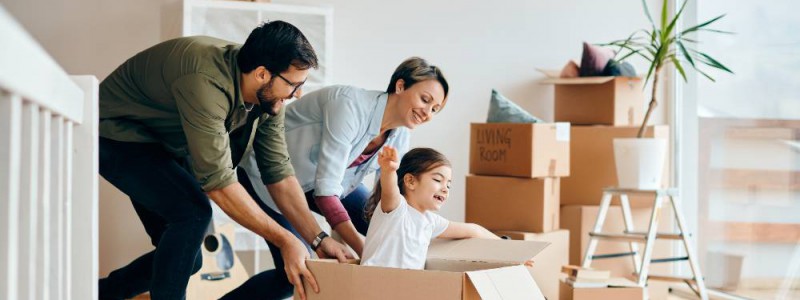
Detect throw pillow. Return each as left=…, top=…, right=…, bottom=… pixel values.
left=579, top=42, right=615, bottom=77
left=487, top=89, right=543, bottom=123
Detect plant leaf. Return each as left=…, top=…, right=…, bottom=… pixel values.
left=697, top=52, right=734, bottom=73
left=644, top=55, right=658, bottom=84
left=682, top=14, right=725, bottom=35
left=642, top=0, right=656, bottom=29
left=664, top=0, right=688, bottom=41
left=676, top=40, right=696, bottom=68
left=620, top=47, right=653, bottom=62
left=660, top=0, right=669, bottom=39
left=695, top=67, right=716, bottom=82
left=670, top=55, right=688, bottom=82
left=700, top=28, right=735, bottom=34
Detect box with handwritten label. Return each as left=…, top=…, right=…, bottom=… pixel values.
left=469, top=123, right=570, bottom=178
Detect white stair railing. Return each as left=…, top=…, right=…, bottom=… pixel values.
left=0, top=5, right=99, bottom=300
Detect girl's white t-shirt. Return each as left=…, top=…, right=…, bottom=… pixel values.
left=360, top=197, right=450, bottom=270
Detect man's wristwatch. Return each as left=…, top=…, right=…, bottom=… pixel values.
left=311, top=231, right=329, bottom=251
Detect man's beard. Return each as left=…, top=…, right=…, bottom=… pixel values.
left=256, top=80, right=282, bottom=116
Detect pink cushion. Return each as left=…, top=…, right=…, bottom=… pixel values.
left=579, top=42, right=615, bottom=77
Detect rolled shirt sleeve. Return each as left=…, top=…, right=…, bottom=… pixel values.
left=171, top=74, right=237, bottom=192
left=253, top=105, right=295, bottom=185
left=314, top=195, right=351, bottom=227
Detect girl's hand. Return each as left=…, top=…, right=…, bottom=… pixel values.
left=377, top=146, right=400, bottom=172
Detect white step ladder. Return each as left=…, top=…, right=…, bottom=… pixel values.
left=581, top=187, right=709, bottom=300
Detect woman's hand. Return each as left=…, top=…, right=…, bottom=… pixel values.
left=315, top=235, right=355, bottom=262
left=377, top=146, right=400, bottom=172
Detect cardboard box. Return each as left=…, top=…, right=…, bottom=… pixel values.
left=301, top=239, right=548, bottom=300
left=560, top=205, right=673, bottom=279
left=705, top=251, right=744, bottom=291
left=559, top=279, right=644, bottom=300
left=561, top=125, right=669, bottom=207
left=466, top=176, right=560, bottom=232
left=469, top=123, right=570, bottom=178
left=542, top=76, right=644, bottom=126
left=496, top=230, right=569, bottom=300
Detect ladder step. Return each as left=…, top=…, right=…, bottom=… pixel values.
left=651, top=256, right=690, bottom=263
left=592, top=251, right=638, bottom=260
left=625, top=231, right=685, bottom=240
left=588, top=233, right=646, bottom=242
left=636, top=273, right=697, bottom=283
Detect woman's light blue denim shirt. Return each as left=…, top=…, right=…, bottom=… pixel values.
left=239, top=85, right=410, bottom=213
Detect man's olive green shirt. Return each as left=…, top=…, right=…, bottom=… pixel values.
left=99, top=36, right=294, bottom=192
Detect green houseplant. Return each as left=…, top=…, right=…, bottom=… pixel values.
left=605, top=0, right=732, bottom=189
left=606, top=0, right=733, bottom=138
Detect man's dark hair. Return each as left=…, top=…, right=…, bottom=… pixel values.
left=238, top=20, right=318, bottom=74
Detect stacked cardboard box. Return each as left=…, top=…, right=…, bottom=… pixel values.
left=465, top=122, right=571, bottom=300
left=558, top=265, right=644, bottom=300
left=542, top=76, right=672, bottom=300
left=560, top=206, right=674, bottom=278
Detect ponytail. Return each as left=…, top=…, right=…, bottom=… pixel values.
left=364, top=181, right=383, bottom=221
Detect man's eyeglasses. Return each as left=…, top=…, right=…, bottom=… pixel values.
left=274, top=73, right=306, bottom=98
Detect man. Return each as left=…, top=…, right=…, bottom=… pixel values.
left=98, top=21, right=350, bottom=300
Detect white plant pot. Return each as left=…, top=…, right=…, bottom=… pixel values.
left=613, top=138, right=668, bottom=189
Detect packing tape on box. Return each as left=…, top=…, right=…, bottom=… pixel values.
left=627, top=107, right=635, bottom=125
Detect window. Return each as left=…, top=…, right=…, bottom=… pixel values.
left=679, top=1, right=800, bottom=298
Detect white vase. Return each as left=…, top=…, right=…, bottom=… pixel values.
left=613, top=138, right=668, bottom=189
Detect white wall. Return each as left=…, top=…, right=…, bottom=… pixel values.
left=320, top=0, right=663, bottom=221
left=1, top=0, right=663, bottom=276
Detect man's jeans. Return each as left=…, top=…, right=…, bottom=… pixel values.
left=98, top=137, right=211, bottom=300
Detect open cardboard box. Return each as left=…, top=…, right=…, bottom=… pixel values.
left=301, top=239, right=550, bottom=300
left=539, top=70, right=644, bottom=126
left=495, top=230, right=569, bottom=300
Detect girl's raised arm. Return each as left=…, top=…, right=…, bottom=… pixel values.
left=377, top=146, right=402, bottom=214
left=438, top=221, right=501, bottom=240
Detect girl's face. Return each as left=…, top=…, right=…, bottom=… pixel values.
left=404, top=164, right=452, bottom=212
left=394, top=79, right=446, bottom=130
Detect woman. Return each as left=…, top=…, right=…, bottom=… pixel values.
left=223, top=57, right=449, bottom=299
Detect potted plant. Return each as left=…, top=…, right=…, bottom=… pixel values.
left=605, top=0, right=733, bottom=189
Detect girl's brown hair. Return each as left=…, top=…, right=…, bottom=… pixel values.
left=364, top=148, right=451, bottom=221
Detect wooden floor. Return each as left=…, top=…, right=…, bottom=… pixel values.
left=130, top=288, right=797, bottom=300
left=666, top=287, right=799, bottom=300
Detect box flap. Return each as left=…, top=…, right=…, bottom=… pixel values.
left=535, top=68, right=561, bottom=78
left=466, top=265, right=545, bottom=300
left=540, top=76, right=617, bottom=85
left=537, top=68, right=641, bottom=85
left=607, top=277, right=640, bottom=288
left=428, top=239, right=549, bottom=264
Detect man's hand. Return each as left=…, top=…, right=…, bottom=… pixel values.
left=315, top=237, right=353, bottom=262
left=280, top=236, right=319, bottom=300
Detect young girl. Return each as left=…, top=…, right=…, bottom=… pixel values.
left=360, top=146, right=500, bottom=270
